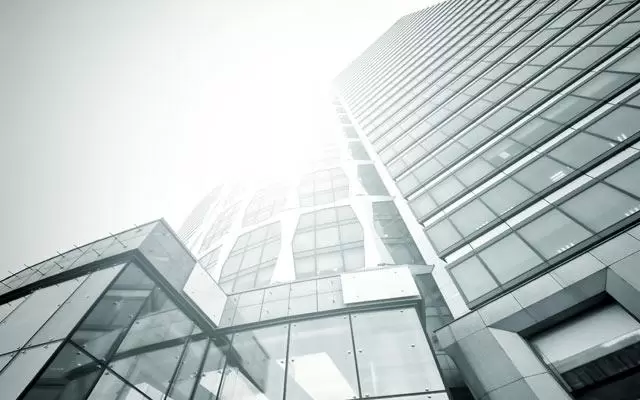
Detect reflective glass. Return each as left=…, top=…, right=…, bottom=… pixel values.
left=192, top=339, right=228, bottom=400
left=481, top=179, right=532, bottom=215
left=606, top=159, right=640, bottom=197
left=479, top=234, right=543, bottom=284
left=351, top=308, right=444, bottom=396
left=560, top=183, right=640, bottom=231
left=426, top=219, right=463, bottom=252
left=286, top=316, right=358, bottom=399
left=109, top=343, right=185, bottom=400
left=0, top=278, right=80, bottom=354
left=0, top=341, right=60, bottom=400
left=22, top=343, right=102, bottom=400
left=449, top=257, right=498, bottom=302
left=220, top=325, right=288, bottom=400
left=449, top=200, right=496, bottom=236
left=430, top=176, right=465, bottom=204
left=549, top=133, right=614, bottom=168
left=87, top=369, right=148, bottom=400
left=168, top=339, right=208, bottom=400
left=587, top=106, right=640, bottom=142
left=518, top=209, right=592, bottom=259
left=513, top=156, right=574, bottom=191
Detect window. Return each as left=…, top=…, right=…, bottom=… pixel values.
left=481, top=178, right=533, bottom=215
left=351, top=308, right=444, bottom=397
left=430, top=176, right=465, bottom=205
left=298, top=168, right=349, bottom=207
left=560, top=183, right=640, bottom=231
left=219, top=223, right=281, bottom=293
left=513, top=156, right=574, bottom=191
left=449, top=257, right=499, bottom=302
left=349, top=141, right=370, bottom=160
left=549, top=133, right=614, bottom=168
left=449, top=199, right=497, bottom=236
left=242, top=185, right=288, bottom=227
left=425, top=219, right=462, bottom=253
left=293, top=206, right=364, bottom=278
left=606, top=158, right=640, bottom=197
left=518, top=209, right=592, bottom=258
left=586, top=106, right=640, bottom=142
left=478, top=233, right=543, bottom=284
left=357, top=165, right=388, bottom=195
left=373, top=201, right=425, bottom=264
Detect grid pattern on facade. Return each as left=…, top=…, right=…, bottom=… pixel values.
left=242, top=184, right=288, bottom=227
left=218, top=222, right=281, bottom=293
left=199, top=201, right=242, bottom=253
left=373, top=201, right=426, bottom=265
left=297, top=167, right=350, bottom=207
left=292, top=206, right=365, bottom=279
left=198, top=246, right=221, bottom=273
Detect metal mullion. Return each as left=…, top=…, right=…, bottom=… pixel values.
left=164, top=329, right=198, bottom=400
left=282, top=323, right=292, bottom=400
left=347, top=314, right=364, bottom=399
left=187, top=338, right=211, bottom=400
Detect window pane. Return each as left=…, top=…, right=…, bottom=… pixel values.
left=518, top=209, right=592, bottom=258
left=481, top=179, right=532, bottom=215
left=87, top=368, right=148, bottom=400
left=430, top=176, right=465, bottom=204
left=192, top=339, right=228, bottom=400
left=109, top=343, right=185, bottom=400
left=425, top=219, right=463, bottom=252
left=606, top=159, right=640, bottom=197
left=479, top=234, right=543, bottom=284
left=587, top=106, right=640, bottom=142
left=449, top=200, right=496, bottom=236
left=23, top=344, right=102, bottom=400
left=450, top=257, right=498, bottom=302
left=286, top=316, right=358, bottom=399
left=169, top=339, right=208, bottom=400
left=549, top=133, right=614, bottom=168
left=560, top=183, right=640, bottom=231
left=220, top=325, right=287, bottom=400
left=513, top=156, right=574, bottom=191
left=351, top=308, right=444, bottom=397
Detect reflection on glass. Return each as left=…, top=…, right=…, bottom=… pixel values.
left=22, top=343, right=102, bottom=400
left=193, top=339, right=229, bottom=400
left=351, top=308, right=444, bottom=397
left=169, top=339, right=208, bottom=400
left=219, top=325, right=288, bottom=400
left=286, top=316, right=358, bottom=400
left=108, top=344, right=185, bottom=400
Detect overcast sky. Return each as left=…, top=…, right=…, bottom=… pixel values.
left=0, top=0, right=438, bottom=275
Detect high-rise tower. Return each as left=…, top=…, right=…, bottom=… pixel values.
left=334, top=0, right=640, bottom=398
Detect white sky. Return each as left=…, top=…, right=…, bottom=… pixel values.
left=0, top=0, right=439, bottom=275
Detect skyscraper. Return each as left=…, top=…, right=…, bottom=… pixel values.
left=1, top=0, right=639, bottom=399
left=334, top=0, right=640, bottom=398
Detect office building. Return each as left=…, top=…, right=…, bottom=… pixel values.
left=334, top=0, right=640, bottom=398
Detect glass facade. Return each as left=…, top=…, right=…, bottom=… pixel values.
left=335, top=0, right=640, bottom=398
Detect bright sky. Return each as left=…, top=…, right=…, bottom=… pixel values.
left=0, top=0, right=439, bottom=275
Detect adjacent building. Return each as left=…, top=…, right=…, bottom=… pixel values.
left=334, top=0, right=640, bottom=398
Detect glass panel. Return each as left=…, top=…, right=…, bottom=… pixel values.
left=430, top=176, right=465, bottom=204
left=351, top=308, right=444, bottom=397
left=587, top=106, right=640, bottom=142
left=192, top=339, right=228, bottom=400
left=481, top=179, right=532, bottom=215
left=71, top=265, right=153, bottom=360
left=449, top=257, right=498, bottom=302
left=606, top=159, right=640, bottom=197
left=449, top=200, right=496, bottom=236
left=513, top=156, right=574, bottom=191
left=219, top=325, right=288, bottom=400
left=286, top=316, right=358, bottom=399
left=518, top=210, right=592, bottom=259
left=109, top=343, right=185, bottom=400
left=87, top=369, right=149, bottom=400
left=168, top=339, right=208, bottom=400
left=560, top=183, right=640, bottom=231
left=22, top=343, right=102, bottom=400
left=549, top=133, right=614, bottom=168
left=479, top=234, right=543, bottom=284
left=425, top=219, right=462, bottom=252
left=0, top=278, right=80, bottom=354
left=0, top=341, right=61, bottom=400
